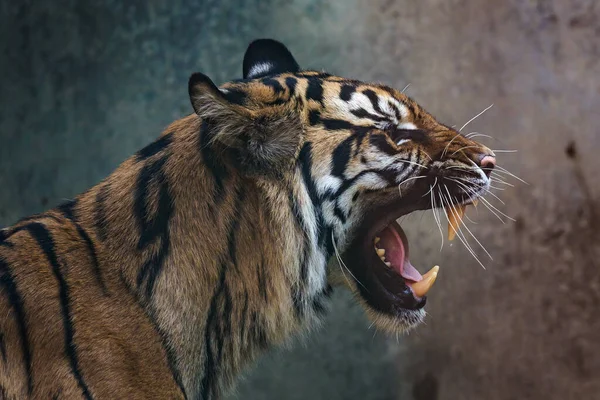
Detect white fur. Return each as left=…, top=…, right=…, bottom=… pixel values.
left=247, top=62, right=274, bottom=78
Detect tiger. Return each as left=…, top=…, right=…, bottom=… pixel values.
left=0, top=39, right=496, bottom=399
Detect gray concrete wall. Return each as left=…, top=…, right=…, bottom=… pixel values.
left=1, top=1, right=598, bottom=399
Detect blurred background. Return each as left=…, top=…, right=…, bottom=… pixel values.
left=1, top=1, right=598, bottom=399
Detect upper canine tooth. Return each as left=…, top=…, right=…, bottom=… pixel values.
left=447, top=205, right=467, bottom=241
left=376, top=248, right=386, bottom=257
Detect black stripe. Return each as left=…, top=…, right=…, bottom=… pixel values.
left=388, top=100, right=403, bottom=122
left=350, top=108, right=388, bottom=122
left=134, top=157, right=174, bottom=298
left=369, top=133, right=397, bottom=156
left=201, top=263, right=226, bottom=400
left=147, top=306, right=187, bottom=399
left=298, top=71, right=331, bottom=78
left=137, top=238, right=170, bottom=299
left=200, top=190, right=245, bottom=399
left=308, top=110, right=321, bottom=125
left=261, top=78, right=285, bottom=94
left=135, top=132, right=173, bottom=161
left=0, top=332, right=6, bottom=363
left=331, top=136, right=353, bottom=177
left=285, top=77, right=297, bottom=96
left=298, top=142, right=325, bottom=255
left=26, top=223, right=93, bottom=400
left=321, top=119, right=358, bottom=131
left=239, top=289, right=249, bottom=346
left=333, top=205, right=347, bottom=224
left=389, top=128, right=429, bottom=144
left=199, top=120, right=229, bottom=205
left=362, top=89, right=384, bottom=115
left=305, top=77, right=324, bottom=104
left=0, top=257, right=32, bottom=393
left=257, top=259, right=268, bottom=302
left=339, top=84, right=356, bottom=101
left=222, top=88, right=247, bottom=106
left=134, top=157, right=172, bottom=250
left=298, top=143, right=322, bottom=210
left=94, top=184, right=110, bottom=242
left=57, top=200, right=108, bottom=296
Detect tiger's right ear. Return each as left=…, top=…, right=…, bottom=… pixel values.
left=188, top=72, right=252, bottom=119
left=188, top=72, right=254, bottom=147
left=188, top=72, right=302, bottom=173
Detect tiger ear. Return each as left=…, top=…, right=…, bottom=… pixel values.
left=243, top=39, right=300, bottom=79
left=188, top=72, right=301, bottom=174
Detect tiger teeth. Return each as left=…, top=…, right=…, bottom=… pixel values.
left=374, top=236, right=381, bottom=245
left=407, top=265, right=439, bottom=297
left=446, top=204, right=467, bottom=241
left=376, top=248, right=386, bottom=257
left=384, top=261, right=391, bottom=267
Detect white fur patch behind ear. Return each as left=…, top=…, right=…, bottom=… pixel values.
left=247, top=62, right=274, bottom=79
left=398, top=122, right=417, bottom=130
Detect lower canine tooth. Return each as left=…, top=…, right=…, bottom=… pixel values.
left=407, top=265, right=439, bottom=297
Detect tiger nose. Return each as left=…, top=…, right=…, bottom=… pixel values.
left=479, top=154, right=496, bottom=177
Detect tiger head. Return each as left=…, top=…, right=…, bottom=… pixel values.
left=189, top=39, right=495, bottom=333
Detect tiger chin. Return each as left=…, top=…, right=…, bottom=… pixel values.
left=0, top=39, right=496, bottom=399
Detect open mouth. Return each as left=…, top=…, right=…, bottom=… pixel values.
left=342, top=190, right=474, bottom=318
left=373, top=222, right=439, bottom=300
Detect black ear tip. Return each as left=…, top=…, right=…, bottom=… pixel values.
left=188, top=72, right=211, bottom=87
left=188, top=72, right=218, bottom=95
left=243, top=38, right=299, bottom=79
left=246, top=38, right=289, bottom=53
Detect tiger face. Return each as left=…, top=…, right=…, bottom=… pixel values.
left=190, top=39, right=495, bottom=333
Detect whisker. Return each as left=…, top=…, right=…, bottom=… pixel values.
left=441, top=132, right=463, bottom=158
left=430, top=186, right=444, bottom=252
left=491, top=149, right=518, bottom=153
left=401, top=83, right=411, bottom=93
left=451, top=145, right=483, bottom=156
left=459, top=104, right=494, bottom=132
left=445, top=178, right=506, bottom=224
left=439, top=191, right=486, bottom=269
left=490, top=175, right=515, bottom=187
left=494, top=166, right=529, bottom=185
left=464, top=132, right=494, bottom=140
left=397, top=159, right=429, bottom=169
left=331, top=231, right=369, bottom=292
left=479, top=196, right=516, bottom=222
left=444, top=186, right=493, bottom=261
left=422, top=177, right=438, bottom=197
left=449, top=178, right=506, bottom=205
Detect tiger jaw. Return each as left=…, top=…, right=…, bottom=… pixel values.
left=338, top=178, right=481, bottom=331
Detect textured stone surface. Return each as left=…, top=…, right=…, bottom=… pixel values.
left=1, top=0, right=599, bottom=399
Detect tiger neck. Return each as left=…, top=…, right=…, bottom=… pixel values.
left=78, top=116, right=333, bottom=399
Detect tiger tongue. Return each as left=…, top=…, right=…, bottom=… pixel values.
left=377, top=225, right=423, bottom=282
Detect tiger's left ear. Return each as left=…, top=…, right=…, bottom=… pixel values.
left=188, top=72, right=301, bottom=173
left=243, top=39, right=300, bottom=79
